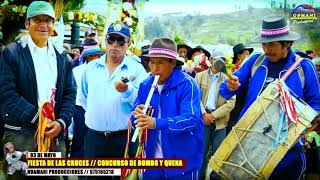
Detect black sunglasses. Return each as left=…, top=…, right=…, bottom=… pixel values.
left=107, top=36, right=126, bottom=46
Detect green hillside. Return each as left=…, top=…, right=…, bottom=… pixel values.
left=144, top=8, right=320, bottom=50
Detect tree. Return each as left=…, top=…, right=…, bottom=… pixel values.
left=292, top=3, right=296, bottom=9
left=248, top=4, right=254, bottom=13
left=271, top=0, right=276, bottom=8
left=226, top=37, right=236, bottom=46
left=144, top=17, right=163, bottom=40
left=0, top=0, right=84, bottom=44
left=174, top=35, right=184, bottom=45
left=63, top=0, right=85, bottom=11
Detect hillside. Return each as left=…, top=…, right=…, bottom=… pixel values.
left=144, top=8, right=319, bottom=49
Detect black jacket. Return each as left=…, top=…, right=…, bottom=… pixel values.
left=0, top=39, right=76, bottom=135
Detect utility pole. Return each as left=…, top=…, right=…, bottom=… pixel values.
left=284, top=0, right=287, bottom=13
left=270, top=0, right=276, bottom=8
left=71, top=22, right=80, bottom=46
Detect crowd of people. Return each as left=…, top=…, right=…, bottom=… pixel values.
left=0, top=1, right=320, bottom=180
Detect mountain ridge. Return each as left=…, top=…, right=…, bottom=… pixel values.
left=144, top=8, right=319, bottom=49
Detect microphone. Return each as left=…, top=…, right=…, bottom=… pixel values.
left=121, top=75, right=136, bottom=83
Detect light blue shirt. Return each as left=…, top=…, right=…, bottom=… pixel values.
left=80, top=54, right=147, bottom=131
left=73, top=63, right=86, bottom=106
left=205, top=71, right=220, bottom=111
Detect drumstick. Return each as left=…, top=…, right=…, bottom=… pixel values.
left=213, top=58, right=236, bottom=80
left=132, top=75, right=160, bottom=142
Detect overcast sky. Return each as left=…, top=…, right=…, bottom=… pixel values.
left=82, top=0, right=318, bottom=16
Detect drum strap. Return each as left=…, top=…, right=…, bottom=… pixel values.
left=280, top=57, right=303, bottom=81
left=251, top=54, right=305, bottom=88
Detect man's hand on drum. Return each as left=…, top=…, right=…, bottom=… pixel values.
left=227, top=75, right=241, bottom=91
left=203, top=113, right=215, bottom=126
left=134, top=104, right=155, bottom=130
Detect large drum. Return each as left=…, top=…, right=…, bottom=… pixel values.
left=209, top=81, right=318, bottom=179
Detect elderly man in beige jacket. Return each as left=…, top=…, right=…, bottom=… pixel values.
left=195, top=54, right=235, bottom=180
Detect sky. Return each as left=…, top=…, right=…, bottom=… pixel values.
left=83, top=0, right=319, bottom=16
left=142, top=0, right=268, bottom=15
left=82, top=0, right=268, bottom=16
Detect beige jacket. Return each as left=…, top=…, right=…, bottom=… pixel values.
left=195, top=69, right=236, bottom=130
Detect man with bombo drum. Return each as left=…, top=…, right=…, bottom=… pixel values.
left=220, top=16, right=320, bottom=179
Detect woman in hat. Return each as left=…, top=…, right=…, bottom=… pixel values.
left=132, top=38, right=203, bottom=179
left=184, top=46, right=211, bottom=77
left=231, top=43, right=253, bottom=72
left=187, top=45, right=211, bottom=62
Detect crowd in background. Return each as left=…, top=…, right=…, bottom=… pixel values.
left=0, top=1, right=320, bottom=180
